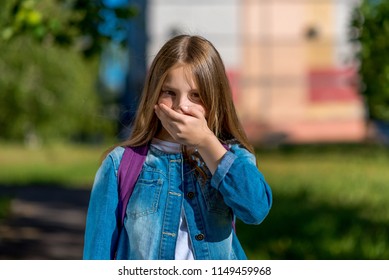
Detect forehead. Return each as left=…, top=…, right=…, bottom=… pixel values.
left=163, top=64, right=198, bottom=89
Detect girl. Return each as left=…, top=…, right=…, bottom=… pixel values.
left=83, top=34, right=272, bottom=260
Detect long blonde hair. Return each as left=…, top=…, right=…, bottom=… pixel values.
left=120, top=34, right=254, bottom=154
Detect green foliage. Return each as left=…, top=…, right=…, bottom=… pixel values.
left=0, top=0, right=123, bottom=144
left=0, top=36, right=116, bottom=144
left=1, top=0, right=137, bottom=57
left=352, top=0, right=389, bottom=121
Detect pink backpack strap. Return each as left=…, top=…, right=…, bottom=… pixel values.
left=117, top=144, right=149, bottom=227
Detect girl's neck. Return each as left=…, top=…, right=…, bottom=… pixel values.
left=155, top=129, right=175, bottom=143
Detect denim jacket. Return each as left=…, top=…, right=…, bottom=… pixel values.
left=83, top=143, right=272, bottom=260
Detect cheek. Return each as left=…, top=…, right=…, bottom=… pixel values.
left=158, top=97, right=173, bottom=108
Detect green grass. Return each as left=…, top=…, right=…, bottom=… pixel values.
left=1, top=143, right=389, bottom=259
left=0, top=143, right=105, bottom=187
left=239, top=144, right=389, bottom=260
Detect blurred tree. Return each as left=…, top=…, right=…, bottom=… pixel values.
left=351, top=0, right=389, bottom=122
left=0, top=36, right=116, bottom=145
left=1, top=0, right=137, bottom=57
left=0, top=0, right=139, bottom=144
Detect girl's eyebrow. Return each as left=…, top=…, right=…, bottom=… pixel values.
left=161, top=85, right=175, bottom=91
left=161, top=84, right=198, bottom=92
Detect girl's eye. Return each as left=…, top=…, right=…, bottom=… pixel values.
left=190, top=92, right=201, bottom=102
left=161, top=90, right=175, bottom=96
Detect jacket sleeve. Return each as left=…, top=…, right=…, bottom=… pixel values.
left=211, top=144, right=272, bottom=225
left=83, top=153, right=120, bottom=260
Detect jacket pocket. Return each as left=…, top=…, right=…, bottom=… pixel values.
left=127, top=170, right=164, bottom=219
left=198, top=178, right=231, bottom=217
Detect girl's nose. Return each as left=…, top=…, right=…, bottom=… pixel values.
left=173, top=95, right=190, bottom=113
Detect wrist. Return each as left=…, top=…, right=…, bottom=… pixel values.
left=196, top=130, right=215, bottom=150
left=196, top=134, right=227, bottom=174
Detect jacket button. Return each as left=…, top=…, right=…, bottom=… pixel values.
left=187, top=192, right=195, bottom=199
left=195, top=233, right=205, bottom=241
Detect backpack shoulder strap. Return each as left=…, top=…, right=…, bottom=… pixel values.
left=117, top=144, right=149, bottom=227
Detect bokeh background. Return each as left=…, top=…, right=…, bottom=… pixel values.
left=1, top=0, right=389, bottom=259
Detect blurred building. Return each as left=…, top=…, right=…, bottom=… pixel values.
left=146, top=0, right=366, bottom=145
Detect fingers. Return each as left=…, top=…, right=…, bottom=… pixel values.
left=155, top=103, right=184, bottom=121
left=154, top=104, right=183, bottom=135
left=180, top=105, right=205, bottom=119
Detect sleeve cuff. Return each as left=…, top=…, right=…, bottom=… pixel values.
left=211, top=151, right=237, bottom=190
